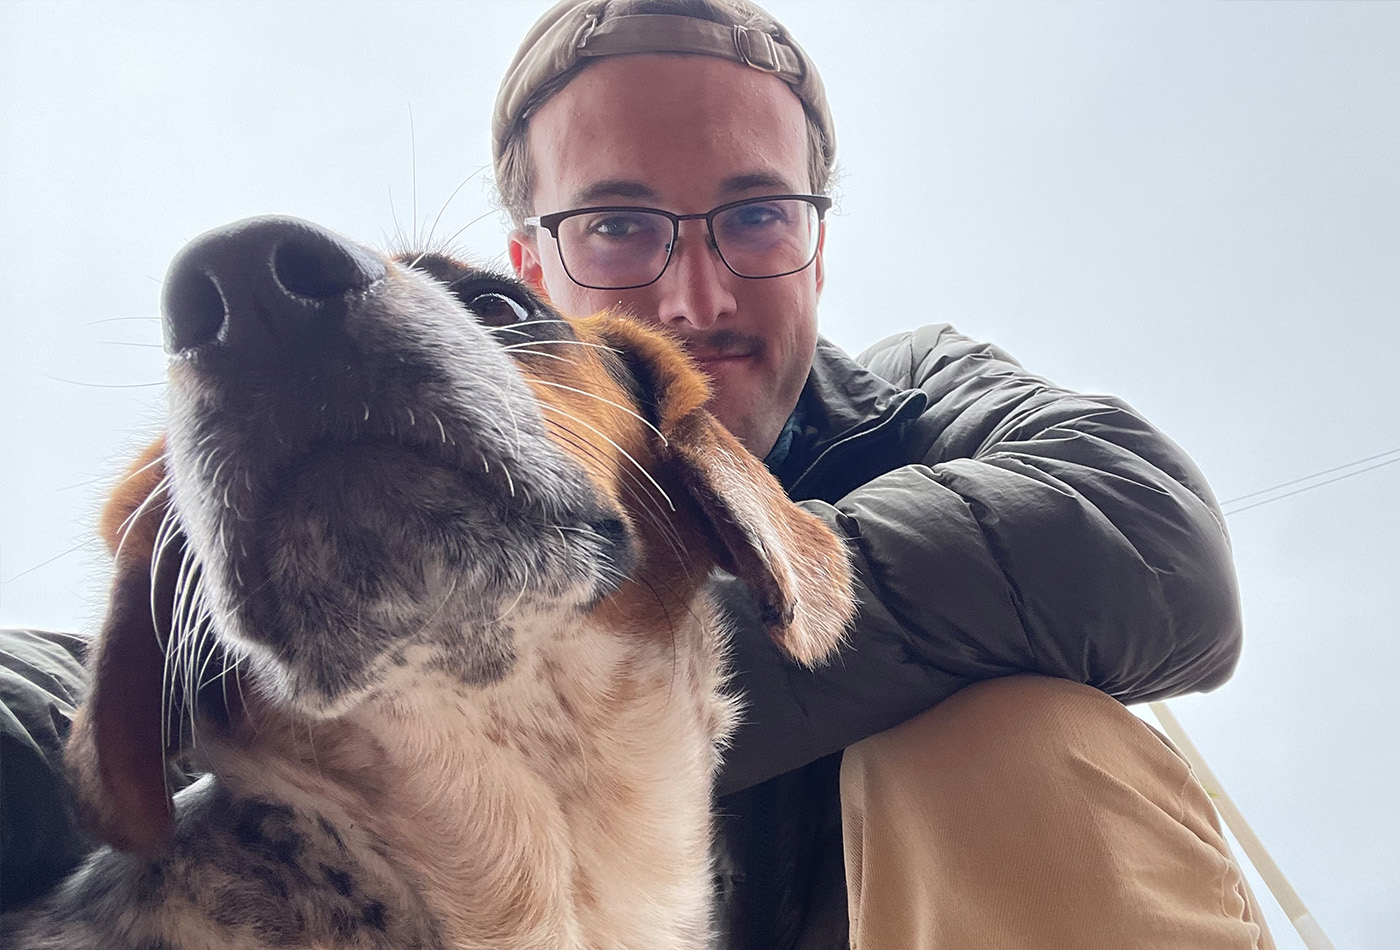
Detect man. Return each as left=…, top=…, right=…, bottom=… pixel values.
left=490, top=1, right=1274, bottom=948
left=0, top=0, right=1273, bottom=947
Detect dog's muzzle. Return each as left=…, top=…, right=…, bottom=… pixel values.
left=156, top=216, right=631, bottom=712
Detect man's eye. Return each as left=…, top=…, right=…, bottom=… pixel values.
left=730, top=203, right=784, bottom=229
left=466, top=291, right=531, bottom=327
left=587, top=213, right=657, bottom=240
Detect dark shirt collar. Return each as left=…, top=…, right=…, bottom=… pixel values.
left=763, top=337, right=928, bottom=492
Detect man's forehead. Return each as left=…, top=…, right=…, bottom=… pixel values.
left=529, top=55, right=811, bottom=209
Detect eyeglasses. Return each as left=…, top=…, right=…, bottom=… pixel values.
left=526, top=194, right=831, bottom=291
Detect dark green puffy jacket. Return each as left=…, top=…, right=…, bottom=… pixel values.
left=0, top=325, right=1241, bottom=943
left=711, top=325, right=1241, bottom=950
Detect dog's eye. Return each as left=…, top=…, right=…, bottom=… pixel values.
left=466, top=292, right=531, bottom=327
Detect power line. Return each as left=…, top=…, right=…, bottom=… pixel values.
left=1218, top=447, right=1400, bottom=506
left=1222, top=455, right=1400, bottom=517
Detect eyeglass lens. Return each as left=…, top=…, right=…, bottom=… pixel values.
left=554, top=198, right=821, bottom=289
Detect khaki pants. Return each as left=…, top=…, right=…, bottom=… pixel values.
left=841, top=676, right=1275, bottom=950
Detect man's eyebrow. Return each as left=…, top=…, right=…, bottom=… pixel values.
left=572, top=180, right=659, bottom=205
left=719, top=172, right=801, bottom=196
left=568, top=173, right=802, bottom=209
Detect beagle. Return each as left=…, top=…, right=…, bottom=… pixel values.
left=2, top=216, right=853, bottom=949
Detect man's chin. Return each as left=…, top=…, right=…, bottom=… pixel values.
left=708, top=397, right=785, bottom=459
left=691, top=353, right=751, bottom=379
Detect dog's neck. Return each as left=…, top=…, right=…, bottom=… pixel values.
left=200, top=594, right=736, bottom=950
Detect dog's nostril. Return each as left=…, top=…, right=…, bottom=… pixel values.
left=162, top=216, right=388, bottom=357
left=272, top=236, right=375, bottom=300
left=164, top=269, right=227, bottom=352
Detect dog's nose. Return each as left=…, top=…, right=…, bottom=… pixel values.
left=161, top=215, right=386, bottom=355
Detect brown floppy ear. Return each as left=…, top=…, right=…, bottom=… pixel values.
left=666, top=409, right=854, bottom=666
left=66, top=437, right=177, bottom=854
left=594, top=317, right=855, bottom=666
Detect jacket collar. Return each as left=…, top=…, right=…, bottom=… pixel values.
left=769, top=337, right=928, bottom=498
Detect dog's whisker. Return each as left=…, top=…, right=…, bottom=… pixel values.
left=540, top=406, right=675, bottom=511
left=113, top=452, right=169, bottom=492
left=99, top=341, right=165, bottom=349
left=413, top=162, right=490, bottom=263
left=155, top=515, right=184, bottom=765
left=116, top=470, right=171, bottom=537
left=387, top=183, right=407, bottom=256
left=113, top=474, right=173, bottom=564
left=192, top=611, right=224, bottom=696
left=481, top=317, right=573, bottom=334
left=175, top=556, right=207, bottom=749
left=429, top=408, right=448, bottom=444
left=85, top=315, right=161, bottom=326
left=507, top=347, right=570, bottom=364
left=408, top=575, right=459, bottom=644
left=55, top=442, right=161, bottom=493
left=304, top=718, right=322, bottom=782
left=524, top=376, right=668, bottom=446
left=229, top=646, right=259, bottom=739
left=0, top=539, right=100, bottom=585
left=41, top=375, right=167, bottom=389
left=434, top=207, right=501, bottom=252
left=217, top=647, right=241, bottom=731
left=493, top=565, right=531, bottom=623
left=501, top=338, right=621, bottom=356
left=542, top=421, right=689, bottom=566
left=211, top=455, right=230, bottom=494
left=163, top=542, right=202, bottom=757
left=409, top=103, right=418, bottom=248
left=544, top=417, right=687, bottom=555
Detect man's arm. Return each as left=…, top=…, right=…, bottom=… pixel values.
left=717, top=324, right=1241, bottom=796
left=0, top=629, right=96, bottom=909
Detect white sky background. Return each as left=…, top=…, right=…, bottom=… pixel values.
left=1, top=1, right=1396, bottom=945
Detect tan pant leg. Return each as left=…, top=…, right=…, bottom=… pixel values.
left=840, top=675, right=1274, bottom=950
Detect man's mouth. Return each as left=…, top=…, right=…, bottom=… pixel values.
left=691, top=351, right=750, bottom=365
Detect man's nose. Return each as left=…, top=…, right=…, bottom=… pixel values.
left=655, top=221, right=737, bottom=331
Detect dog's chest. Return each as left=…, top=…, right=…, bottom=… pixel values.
left=348, top=610, right=736, bottom=949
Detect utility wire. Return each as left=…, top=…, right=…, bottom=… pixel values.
left=1219, top=447, right=1400, bottom=506
left=1223, top=454, right=1400, bottom=517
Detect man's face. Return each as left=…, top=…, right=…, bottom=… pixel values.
left=509, top=54, right=823, bottom=458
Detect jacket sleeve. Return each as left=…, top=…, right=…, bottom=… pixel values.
left=716, top=324, right=1241, bottom=796
left=0, top=628, right=96, bottom=909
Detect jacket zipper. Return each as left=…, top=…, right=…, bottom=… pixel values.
left=788, top=391, right=927, bottom=499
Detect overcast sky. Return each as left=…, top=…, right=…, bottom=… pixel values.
left=1, top=2, right=1396, bottom=946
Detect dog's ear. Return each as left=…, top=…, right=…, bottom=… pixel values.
left=595, top=318, right=855, bottom=666
left=665, top=409, right=854, bottom=665
left=67, top=437, right=176, bottom=854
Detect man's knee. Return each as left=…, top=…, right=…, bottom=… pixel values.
left=839, top=674, right=1201, bottom=840
left=846, top=675, right=1169, bottom=785
left=839, top=677, right=1274, bottom=949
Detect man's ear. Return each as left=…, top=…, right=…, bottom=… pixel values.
left=814, top=223, right=826, bottom=297
left=509, top=227, right=547, bottom=292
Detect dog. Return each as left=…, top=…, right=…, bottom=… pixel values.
left=2, top=216, right=854, bottom=949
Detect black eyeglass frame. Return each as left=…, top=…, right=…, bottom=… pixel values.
left=526, top=193, right=833, bottom=290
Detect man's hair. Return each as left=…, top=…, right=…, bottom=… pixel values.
left=494, top=0, right=836, bottom=227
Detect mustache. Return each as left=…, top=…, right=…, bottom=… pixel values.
left=678, top=329, right=766, bottom=360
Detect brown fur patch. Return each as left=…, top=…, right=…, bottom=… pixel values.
left=68, top=439, right=176, bottom=854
